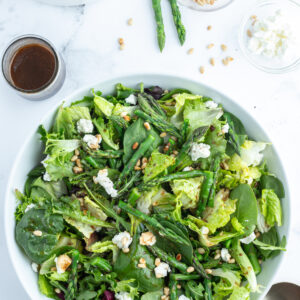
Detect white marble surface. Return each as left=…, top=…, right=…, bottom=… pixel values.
left=0, top=0, right=300, bottom=299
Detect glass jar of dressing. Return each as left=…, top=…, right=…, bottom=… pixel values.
left=2, top=35, right=66, bottom=100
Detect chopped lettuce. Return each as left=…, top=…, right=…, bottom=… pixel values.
left=259, top=189, right=282, bottom=227
left=86, top=240, right=118, bottom=262
left=229, top=154, right=261, bottom=185
left=231, top=239, right=258, bottom=292
left=189, top=189, right=236, bottom=234
left=93, top=90, right=114, bottom=116
left=64, top=217, right=96, bottom=239
left=93, top=117, right=119, bottom=150
left=240, top=141, right=268, bottom=167
left=171, top=177, right=203, bottom=209
left=112, top=279, right=139, bottom=299
left=143, top=150, right=175, bottom=182
left=228, top=286, right=250, bottom=300
left=183, top=98, right=223, bottom=131
left=113, top=103, right=138, bottom=117
left=170, top=93, right=202, bottom=128
left=53, top=105, right=91, bottom=138
left=211, top=268, right=241, bottom=297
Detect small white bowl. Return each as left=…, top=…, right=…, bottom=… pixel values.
left=239, top=0, right=300, bottom=73
left=4, top=74, right=291, bottom=299
left=178, top=0, right=235, bottom=12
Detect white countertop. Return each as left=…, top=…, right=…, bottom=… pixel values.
left=0, top=0, right=300, bottom=299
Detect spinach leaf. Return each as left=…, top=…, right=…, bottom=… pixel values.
left=141, top=290, right=163, bottom=300
left=231, top=184, right=258, bottom=236
left=114, top=234, right=164, bottom=293
left=123, top=118, right=162, bottom=163
left=16, top=209, right=64, bottom=264
left=24, top=165, right=45, bottom=197
left=257, top=227, right=286, bottom=259
left=224, top=112, right=247, bottom=156
left=260, top=175, right=285, bottom=198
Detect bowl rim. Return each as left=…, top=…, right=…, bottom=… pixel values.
left=4, top=72, right=291, bottom=300
left=178, top=0, right=235, bottom=12
left=238, top=0, right=300, bottom=74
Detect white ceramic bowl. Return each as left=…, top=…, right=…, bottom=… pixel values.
left=4, top=74, right=290, bottom=300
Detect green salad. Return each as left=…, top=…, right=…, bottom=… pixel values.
left=15, top=83, right=286, bottom=300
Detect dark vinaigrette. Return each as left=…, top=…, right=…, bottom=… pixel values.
left=10, top=44, right=56, bottom=91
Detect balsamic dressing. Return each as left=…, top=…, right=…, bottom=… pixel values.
left=10, top=44, right=56, bottom=91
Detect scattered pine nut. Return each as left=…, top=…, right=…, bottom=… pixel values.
left=176, top=253, right=182, bottom=261
left=247, top=29, right=253, bottom=37
left=138, top=263, right=146, bottom=268
left=73, top=166, right=83, bottom=174
left=198, top=248, right=205, bottom=254
left=118, top=38, right=124, bottom=45
left=33, top=230, right=42, bottom=237
left=122, top=248, right=130, bottom=253
left=205, top=268, right=213, bottom=274
left=71, top=155, right=78, bottom=162
left=123, top=115, right=131, bottom=122
left=55, top=288, right=61, bottom=294
left=187, top=266, right=195, bottom=273
left=187, top=48, right=194, bottom=55
left=75, top=159, right=82, bottom=168
left=222, top=58, right=229, bottom=66
left=177, top=284, right=181, bottom=289
left=127, top=18, right=133, bottom=26
left=75, top=149, right=80, bottom=156
left=229, top=258, right=236, bottom=264
left=199, top=66, right=205, bottom=74
left=155, top=258, right=161, bottom=266
left=120, top=44, right=125, bottom=51
left=210, top=58, right=215, bottom=66
left=214, top=253, right=221, bottom=260
left=207, top=43, right=214, bottom=49
left=139, top=258, right=146, bottom=264
left=164, top=287, right=170, bottom=295
left=142, top=157, right=148, bottom=164
left=160, top=132, right=167, bottom=138
left=221, top=44, right=227, bottom=51
left=132, top=142, right=139, bottom=150
left=144, top=122, right=151, bottom=130
left=51, top=267, right=57, bottom=271
left=134, top=166, right=141, bottom=171
left=228, top=56, right=234, bottom=62
left=207, top=25, right=212, bottom=31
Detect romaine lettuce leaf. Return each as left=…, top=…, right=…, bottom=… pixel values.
left=112, top=279, right=139, bottom=299
left=53, top=105, right=91, bottom=138
left=143, top=150, right=175, bottom=182
left=171, top=177, right=203, bottom=209
left=228, top=154, right=261, bottom=185
left=86, top=240, right=119, bottom=262
left=170, top=93, right=202, bottom=128
left=191, top=189, right=236, bottom=234
left=228, top=286, right=250, bottom=300
left=93, top=91, right=114, bottom=117
left=240, top=141, right=268, bottom=167
left=231, top=239, right=258, bottom=292
left=93, top=117, right=119, bottom=150
left=259, top=189, right=282, bottom=227
left=113, top=103, right=138, bottom=117
left=211, top=268, right=241, bottom=297
left=183, top=98, right=223, bottom=131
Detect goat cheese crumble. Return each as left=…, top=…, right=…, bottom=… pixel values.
left=221, top=248, right=231, bottom=262
left=43, top=172, right=51, bottom=182
left=77, top=119, right=94, bottom=134
left=240, top=232, right=256, bottom=244
left=93, top=169, right=118, bottom=197
left=83, top=134, right=101, bottom=148
left=200, top=226, right=209, bottom=235
left=179, top=296, right=191, bottom=300
left=190, top=143, right=211, bottom=161
left=205, top=100, right=218, bottom=109
left=112, top=231, right=133, bottom=250
left=125, top=94, right=137, bottom=105
left=248, top=10, right=299, bottom=59
left=31, top=262, right=39, bottom=273
left=115, top=292, right=133, bottom=300
left=154, top=262, right=171, bottom=278
left=25, top=204, right=36, bottom=213
left=221, top=123, right=229, bottom=134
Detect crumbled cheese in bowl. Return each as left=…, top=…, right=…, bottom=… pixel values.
left=247, top=10, right=297, bottom=59
left=190, top=143, right=211, bottom=161
left=112, top=231, right=133, bottom=250
left=77, top=119, right=94, bottom=133
left=154, top=262, right=171, bottom=278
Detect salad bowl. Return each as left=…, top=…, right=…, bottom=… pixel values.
left=4, top=74, right=290, bottom=299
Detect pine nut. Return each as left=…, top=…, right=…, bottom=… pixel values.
left=207, top=25, right=212, bottom=31
left=187, top=48, right=194, bottom=55
left=205, top=269, right=213, bottom=274
left=132, top=142, right=139, bottom=150
left=75, top=159, right=82, bottom=168
left=71, top=155, right=78, bottom=162
left=164, top=287, right=170, bottom=295
left=127, top=18, right=133, bottom=26
left=122, top=248, right=130, bottom=253
left=199, top=66, right=205, bottom=74
left=221, top=44, right=227, bottom=51
left=160, top=132, right=167, bottom=137
left=210, top=58, right=215, bottom=66
left=75, top=149, right=80, bottom=156
left=144, top=122, right=151, bottom=130
left=33, top=230, right=42, bottom=237
left=73, top=166, right=83, bottom=174
left=187, top=266, right=195, bottom=273
left=198, top=248, right=206, bottom=254
left=123, top=115, right=131, bottom=121
left=119, top=38, right=124, bottom=45
left=155, top=258, right=161, bottom=266
left=207, top=43, right=214, bottom=49
left=176, top=253, right=182, bottom=261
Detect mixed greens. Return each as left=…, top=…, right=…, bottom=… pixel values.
left=15, top=83, right=286, bottom=300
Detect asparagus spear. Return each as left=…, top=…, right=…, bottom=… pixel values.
left=118, top=134, right=155, bottom=184
left=149, top=245, right=189, bottom=273
left=204, top=278, right=213, bottom=300
left=243, top=243, right=261, bottom=275
left=207, top=156, right=221, bottom=208
left=170, top=273, right=201, bottom=281
left=65, top=250, right=79, bottom=300
left=168, top=0, right=186, bottom=45
left=197, top=171, right=214, bottom=216
left=134, top=109, right=181, bottom=139
left=143, top=93, right=167, bottom=119
left=118, top=201, right=190, bottom=246
left=152, top=0, right=166, bottom=52
left=193, top=255, right=209, bottom=278
left=169, top=276, right=178, bottom=300
left=138, top=170, right=212, bottom=191
left=116, top=171, right=141, bottom=198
